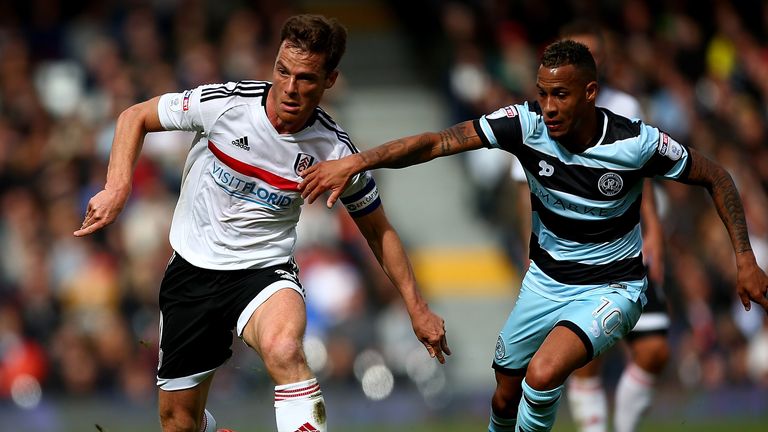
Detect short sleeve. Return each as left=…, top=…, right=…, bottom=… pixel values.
left=158, top=82, right=247, bottom=133
left=157, top=88, right=205, bottom=132
left=472, top=102, right=537, bottom=154
left=639, top=128, right=691, bottom=180
left=339, top=172, right=381, bottom=218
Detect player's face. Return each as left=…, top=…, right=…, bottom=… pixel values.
left=268, top=41, right=338, bottom=134
left=536, top=64, right=597, bottom=143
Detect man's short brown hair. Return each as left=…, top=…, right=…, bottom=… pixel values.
left=280, top=14, right=347, bottom=74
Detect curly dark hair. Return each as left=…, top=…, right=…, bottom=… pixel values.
left=280, top=14, right=347, bottom=74
left=541, top=40, right=597, bottom=82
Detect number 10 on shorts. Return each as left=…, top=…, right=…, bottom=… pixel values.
left=592, top=297, right=623, bottom=336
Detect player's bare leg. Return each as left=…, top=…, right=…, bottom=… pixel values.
left=490, top=371, right=524, bottom=430
left=158, top=373, right=214, bottom=432
left=614, top=334, right=669, bottom=432
left=567, top=358, right=608, bottom=432
left=242, top=288, right=326, bottom=431
left=517, top=325, right=590, bottom=431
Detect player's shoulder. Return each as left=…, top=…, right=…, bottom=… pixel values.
left=198, top=80, right=270, bottom=105
left=313, top=106, right=354, bottom=148
left=601, top=108, right=649, bottom=146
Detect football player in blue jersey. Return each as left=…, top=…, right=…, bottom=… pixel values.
left=299, top=39, right=768, bottom=432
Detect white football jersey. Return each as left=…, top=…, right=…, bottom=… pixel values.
left=157, top=81, right=380, bottom=270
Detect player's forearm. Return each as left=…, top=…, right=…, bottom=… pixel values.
left=369, top=228, right=429, bottom=313
left=105, top=99, right=163, bottom=195
left=355, top=132, right=443, bottom=171
left=706, top=166, right=753, bottom=256
left=684, top=151, right=753, bottom=257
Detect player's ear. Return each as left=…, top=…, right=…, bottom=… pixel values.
left=325, top=69, right=339, bottom=89
left=585, top=80, right=598, bottom=104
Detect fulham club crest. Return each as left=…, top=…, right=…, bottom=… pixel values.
left=294, top=153, right=316, bottom=176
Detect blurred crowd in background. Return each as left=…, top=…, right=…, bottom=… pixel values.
left=0, top=0, right=767, bottom=414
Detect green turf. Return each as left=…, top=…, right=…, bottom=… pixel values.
left=329, top=419, right=768, bottom=432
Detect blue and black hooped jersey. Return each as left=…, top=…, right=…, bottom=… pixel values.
left=473, top=102, right=690, bottom=301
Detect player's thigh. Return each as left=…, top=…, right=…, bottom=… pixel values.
left=493, top=286, right=563, bottom=373
left=241, top=287, right=307, bottom=357
left=560, top=291, right=643, bottom=361
left=527, top=325, right=590, bottom=388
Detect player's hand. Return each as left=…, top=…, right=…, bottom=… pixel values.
left=299, top=158, right=356, bottom=208
left=73, top=188, right=129, bottom=237
left=408, top=304, right=452, bottom=364
left=735, top=255, right=768, bottom=313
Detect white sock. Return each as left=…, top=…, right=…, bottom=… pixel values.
left=566, top=376, right=607, bottom=432
left=614, top=362, right=656, bottom=432
left=200, top=409, right=216, bottom=432
left=274, top=378, right=326, bottom=432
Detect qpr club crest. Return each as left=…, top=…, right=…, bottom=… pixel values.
left=294, top=153, right=316, bottom=176
left=495, top=335, right=505, bottom=360
left=598, top=172, right=623, bottom=196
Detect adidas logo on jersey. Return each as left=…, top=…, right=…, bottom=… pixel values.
left=294, top=423, right=319, bottom=432
left=231, top=136, right=250, bottom=151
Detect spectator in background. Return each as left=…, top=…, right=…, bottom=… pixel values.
left=74, top=13, right=449, bottom=432
left=299, top=39, right=768, bottom=432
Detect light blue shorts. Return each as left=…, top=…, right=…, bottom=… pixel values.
left=492, top=284, right=642, bottom=374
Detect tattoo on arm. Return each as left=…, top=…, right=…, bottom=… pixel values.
left=439, top=123, right=480, bottom=156
left=359, top=122, right=482, bottom=169
left=687, top=152, right=752, bottom=254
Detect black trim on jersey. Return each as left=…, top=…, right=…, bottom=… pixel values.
left=472, top=104, right=531, bottom=152
left=529, top=235, right=646, bottom=285
left=531, top=194, right=642, bottom=243
left=201, top=81, right=268, bottom=102
left=639, top=147, right=688, bottom=179
left=261, top=83, right=272, bottom=107
left=599, top=108, right=643, bottom=145
left=315, top=112, right=357, bottom=154
left=556, top=320, right=595, bottom=360
left=492, top=362, right=527, bottom=376
left=472, top=119, right=493, bottom=148
left=519, top=145, right=643, bottom=201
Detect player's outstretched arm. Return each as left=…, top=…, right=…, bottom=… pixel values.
left=74, top=97, right=165, bottom=237
left=680, top=148, right=768, bottom=313
left=300, top=120, right=483, bottom=207
left=352, top=205, right=451, bottom=363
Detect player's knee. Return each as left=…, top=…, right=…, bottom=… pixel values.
left=526, top=358, right=565, bottom=390
left=159, top=405, right=199, bottom=432
left=260, top=334, right=306, bottom=373
left=491, top=385, right=519, bottom=418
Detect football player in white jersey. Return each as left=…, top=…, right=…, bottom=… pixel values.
left=75, top=14, right=450, bottom=432
left=299, top=40, right=768, bottom=432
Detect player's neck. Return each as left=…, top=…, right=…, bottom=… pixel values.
left=562, top=108, right=603, bottom=154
